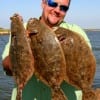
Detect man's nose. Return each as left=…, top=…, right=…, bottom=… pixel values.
left=54, top=6, right=61, bottom=13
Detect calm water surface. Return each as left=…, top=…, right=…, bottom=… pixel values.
left=0, top=31, right=100, bottom=100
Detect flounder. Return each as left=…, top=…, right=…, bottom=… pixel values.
left=55, top=27, right=97, bottom=100
left=27, top=18, right=67, bottom=100
left=10, top=14, right=34, bottom=100
left=9, top=13, right=97, bottom=100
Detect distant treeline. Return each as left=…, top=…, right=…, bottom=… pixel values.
left=0, top=28, right=10, bottom=35
left=0, top=27, right=100, bottom=35
left=84, top=29, right=100, bottom=31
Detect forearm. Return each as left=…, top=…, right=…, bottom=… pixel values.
left=2, top=55, right=13, bottom=76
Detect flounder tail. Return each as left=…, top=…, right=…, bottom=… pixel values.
left=16, top=84, right=24, bottom=100
left=82, top=88, right=97, bottom=100
left=51, top=86, right=68, bottom=100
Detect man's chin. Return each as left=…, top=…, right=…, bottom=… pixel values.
left=49, top=20, right=59, bottom=26
left=47, top=18, right=59, bottom=26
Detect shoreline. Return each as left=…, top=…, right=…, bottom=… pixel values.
left=0, top=29, right=100, bottom=35
left=0, top=32, right=10, bottom=35
left=84, top=29, right=100, bottom=31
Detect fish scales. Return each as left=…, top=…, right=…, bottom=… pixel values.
left=55, top=27, right=97, bottom=100
left=10, top=14, right=34, bottom=100
left=27, top=18, right=67, bottom=100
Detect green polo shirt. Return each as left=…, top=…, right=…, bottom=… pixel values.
left=2, top=21, right=91, bottom=100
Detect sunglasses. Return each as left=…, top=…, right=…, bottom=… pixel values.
left=47, top=0, right=69, bottom=12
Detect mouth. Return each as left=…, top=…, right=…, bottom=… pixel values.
left=50, top=12, right=61, bottom=21
left=52, top=11, right=61, bottom=17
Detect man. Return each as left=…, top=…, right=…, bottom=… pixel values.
left=2, top=0, right=91, bottom=100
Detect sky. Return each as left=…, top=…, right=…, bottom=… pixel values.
left=0, top=0, right=100, bottom=29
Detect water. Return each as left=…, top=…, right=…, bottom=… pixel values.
left=0, top=31, right=100, bottom=99
left=86, top=31, right=100, bottom=88
left=0, top=35, right=14, bottom=100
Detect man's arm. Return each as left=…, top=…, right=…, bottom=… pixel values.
left=2, top=55, right=13, bottom=76
left=2, top=35, right=12, bottom=76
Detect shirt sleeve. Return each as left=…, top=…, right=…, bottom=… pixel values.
left=60, top=22, right=92, bottom=49
left=1, top=35, right=11, bottom=60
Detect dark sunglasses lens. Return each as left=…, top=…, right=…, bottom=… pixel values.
left=47, top=0, right=69, bottom=12
left=60, top=6, right=69, bottom=12
left=48, top=0, right=57, bottom=7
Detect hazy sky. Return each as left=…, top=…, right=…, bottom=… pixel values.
left=0, top=0, right=100, bottom=29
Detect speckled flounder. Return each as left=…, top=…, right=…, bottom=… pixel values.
left=27, top=18, right=67, bottom=100
left=55, top=27, right=97, bottom=100
left=10, top=14, right=34, bottom=100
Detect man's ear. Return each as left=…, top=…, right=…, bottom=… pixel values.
left=41, top=0, right=46, bottom=8
left=42, top=0, right=46, bottom=3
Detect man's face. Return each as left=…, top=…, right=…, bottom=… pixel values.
left=41, top=0, right=69, bottom=27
